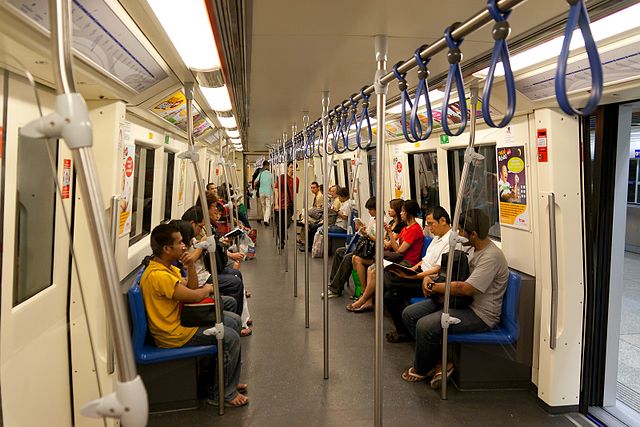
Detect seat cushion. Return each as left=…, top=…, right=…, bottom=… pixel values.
left=136, top=344, right=217, bottom=365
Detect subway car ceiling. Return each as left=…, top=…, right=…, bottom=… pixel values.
left=1, top=0, right=640, bottom=153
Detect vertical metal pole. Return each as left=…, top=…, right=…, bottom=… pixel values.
left=184, top=83, right=226, bottom=413
left=303, top=113, right=310, bottom=328
left=221, top=140, right=234, bottom=231
left=50, top=0, right=141, bottom=388
left=107, top=196, right=119, bottom=375
left=373, top=34, right=388, bottom=427
left=276, top=139, right=282, bottom=253
left=292, top=123, right=298, bottom=297
left=231, top=149, right=241, bottom=227
left=283, top=132, right=289, bottom=272
left=322, top=91, right=330, bottom=379
left=440, top=85, right=479, bottom=400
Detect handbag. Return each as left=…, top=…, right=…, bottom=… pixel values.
left=181, top=297, right=216, bottom=327
left=433, top=250, right=473, bottom=308
left=353, top=237, right=375, bottom=259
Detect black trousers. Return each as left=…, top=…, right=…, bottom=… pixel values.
left=329, top=247, right=353, bottom=294
left=383, top=271, right=424, bottom=337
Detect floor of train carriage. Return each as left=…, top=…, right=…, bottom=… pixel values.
left=149, top=212, right=576, bottom=427
left=618, top=251, right=640, bottom=413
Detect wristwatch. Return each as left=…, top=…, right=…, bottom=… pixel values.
left=427, top=282, right=434, bottom=291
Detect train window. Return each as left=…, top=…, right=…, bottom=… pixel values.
left=162, top=151, right=175, bottom=221
left=129, top=144, right=155, bottom=245
left=408, top=151, right=440, bottom=214
left=367, top=147, right=376, bottom=197
left=343, top=159, right=350, bottom=192
left=447, top=145, right=500, bottom=240
left=14, top=136, right=58, bottom=305
left=629, top=159, right=639, bottom=204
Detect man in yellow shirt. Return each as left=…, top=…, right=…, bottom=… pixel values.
left=140, top=223, right=248, bottom=407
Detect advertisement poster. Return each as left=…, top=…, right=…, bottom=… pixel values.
left=496, top=145, right=529, bottom=229
left=178, top=159, right=187, bottom=206
left=391, top=146, right=405, bottom=198
left=151, top=90, right=211, bottom=137
left=118, top=122, right=134, bottom=236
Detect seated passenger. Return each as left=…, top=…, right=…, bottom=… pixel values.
left=348, top=198, right=405, bottom=298
left=401, top=209, right=509, bottom=389
left=347, top=200, right=424, bottom=312
left=183, top=205, right=245, bottom=317
left=384, top=206, right=454, bottom=343
left=328, top=186, right=353, bottom=234
left=303, top=185, right=342, bottom=252
left=140, top=223, right=248, bottom=407
left=326, top=197, right=376, bottom=298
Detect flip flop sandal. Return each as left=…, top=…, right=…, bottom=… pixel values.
left=247, top=318, right=253, bottom=326
left=207, top=395, right=249, bottom=407
left=240, top=327, right=252, bottom=337
left=429, top=366, right=454, bottom=389
left=237, top=384, right=248, bottom=394
left=402, top=367, right=427, bottom=383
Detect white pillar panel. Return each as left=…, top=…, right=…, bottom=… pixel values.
left=534, top=108, right=584, bottom=407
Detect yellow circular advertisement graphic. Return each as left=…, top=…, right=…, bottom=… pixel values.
left=508, top=157, right=524, bottom=173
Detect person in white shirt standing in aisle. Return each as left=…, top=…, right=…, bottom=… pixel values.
left=384, top=206, right=455, bottom=343
left=255, top=160, right=273, bottom=226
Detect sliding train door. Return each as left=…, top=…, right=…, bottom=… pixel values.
left=0, top=72, right=74, bottom=424
left=581, top=101, right=640, bottom=426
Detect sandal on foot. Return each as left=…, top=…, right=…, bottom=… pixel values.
left=237, top=383, right=248, bottom=394
left=402, top=367, right=427, bottom=383
left=207, top=393, right=249, bottom=407
left=429, top=365, right=454, bottom=389
left=245, top=290, right=252, bottom=298
left=247, top=318, right=253, bottom=326
left=240, top=327, right=252, bottom=337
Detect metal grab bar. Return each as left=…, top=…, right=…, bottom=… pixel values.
left=548, top=192, right=559, bottom=350
left=107, top=195, right=119, bottom=375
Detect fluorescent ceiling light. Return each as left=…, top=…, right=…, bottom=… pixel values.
left=217, top=115, right=237, bottom=129
left=201, top=86, right=232, bottom=111
left=147, top=0, right=221, bottom=70
left=226, top=129, right=240, bottom=138
left=475, top=3, right=640, bottom=77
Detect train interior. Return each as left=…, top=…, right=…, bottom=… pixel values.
left=1, top=0, right=640, bottom=425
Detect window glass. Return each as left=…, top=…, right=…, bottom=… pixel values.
left=14, top=136, right=57, bottom=305
left=163, top=152, right=175, bottom=221
left=409, top=151, right=440, bottom=214
left=129, top=145, right=155, bottom=245
left=343, top=159, right=350, bottom=192
left=447, top=145, right=500, bottom=240
left=367, top=148, right=376, bottom=197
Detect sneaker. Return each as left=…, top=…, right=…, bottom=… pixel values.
left=321, top=289, right=340, bottom=299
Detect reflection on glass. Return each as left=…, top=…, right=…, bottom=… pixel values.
left=130, top=145, right=155, bottom=245
left=14, top=137, right=57, bottom=305
left=447, top=145, right=500, bottom=240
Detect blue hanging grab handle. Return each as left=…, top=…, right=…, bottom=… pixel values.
left=411, top=45, right=434, bottom=141
left=357, top=87, right=373, bottom=149
left=392, top=61, right=416, bottom=143
left=442, top=23, right=468, bottom=137
left=345, top=95, right=359, bottom=151
left=324, top=112, right=336, bottom=155
left=334, top=108, right=348, bottom=154
left=304, top=123, right=316, bottom=159
left=555, top=0, right=602, bottom=116
left=316, top=121, right=323, bottom=158
left=482, top=0, right=516, bottom=128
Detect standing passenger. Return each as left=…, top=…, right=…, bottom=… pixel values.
left=256, top=160, right=273, bottom=226
left=274, top=161, right=299, bottom=249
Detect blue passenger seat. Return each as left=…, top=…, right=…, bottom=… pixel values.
left=409, top=271, right=521, bottom=345
left=128, top=267, right=217, bottom=364
left=328, top=209, right=357, bottom=252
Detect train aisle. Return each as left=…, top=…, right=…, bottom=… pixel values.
left=150, top=221, right=574, bottom=426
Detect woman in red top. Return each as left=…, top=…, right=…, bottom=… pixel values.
left=347, top=200, right=424, bottom=312
left=273, top=162, right=300, bottom=249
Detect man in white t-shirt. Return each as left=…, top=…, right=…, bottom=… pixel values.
left=384, top=206, right=453, bottom=343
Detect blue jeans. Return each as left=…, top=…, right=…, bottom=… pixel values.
left=185, top=311, right=242, bottom=401
left=402, top=299, right=490, bottom=376
left=208, top=269, right=244, bottom=316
